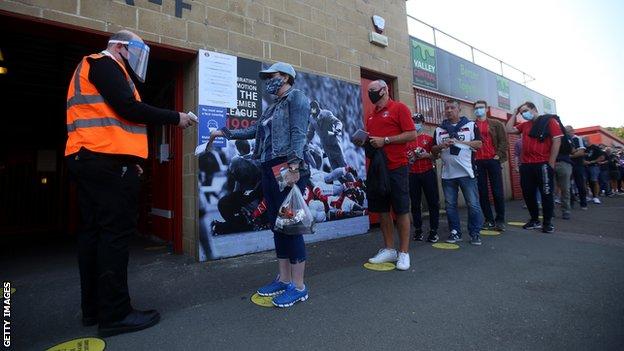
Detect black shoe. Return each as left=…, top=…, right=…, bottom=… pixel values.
left=426, top=231, right=439, bottom=243
left=522, top=220, right=542, bottom=230
left=542, top=223, right=555, bottom=233
left=413, top=229, right=424, bottom=241
left=494, top=221, right=506, bottom=232
left=482, top=221, right=495, bottom=230
left=82, top=315, right=98, bottom=327
left=98, top=309, right=160, bottom=337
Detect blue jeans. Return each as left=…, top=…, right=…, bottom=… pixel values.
left=442, top=176, right=483, bottom=238
left=475, top=159, right=505, bottom=223
left=261, top=157, right=308, bottom=264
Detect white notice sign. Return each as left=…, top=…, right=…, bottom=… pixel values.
left=198, top=50, right=237, bottom=108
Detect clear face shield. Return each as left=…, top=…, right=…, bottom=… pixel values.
left=108, top=39, right=150, bottom=83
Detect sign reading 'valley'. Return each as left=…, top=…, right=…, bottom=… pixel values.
left=411, top=38, right=437, bottom=90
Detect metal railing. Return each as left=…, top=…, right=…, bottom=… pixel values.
left=407, top=14, right=535, bottom=85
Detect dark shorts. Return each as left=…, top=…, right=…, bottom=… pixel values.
left=368, top=166, right=410, bottom=215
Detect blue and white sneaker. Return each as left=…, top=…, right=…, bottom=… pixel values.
left=445, top=229, right=462, bottom=243
left=257, top=278, right=289, bottom=297
left=272, top=283, right=308, bottom=308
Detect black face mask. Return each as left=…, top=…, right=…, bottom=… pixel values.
left=368, top=89, right=384, bottom=104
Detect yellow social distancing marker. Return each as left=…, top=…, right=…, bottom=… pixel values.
left=432, top=243, right=459, bottom=250
left=508, top=221, right=525, bottom=226
left=480, top=230, right=501, bottom=236
left=251, top=293, right=274, bottom=308
left=363, top=262, right=396, bottom=271
left=46, top=337, right=106, bottom=351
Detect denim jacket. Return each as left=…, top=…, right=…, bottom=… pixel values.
left=222, top=87, right=310, bottom=165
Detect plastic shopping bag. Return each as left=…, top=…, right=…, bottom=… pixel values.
left=275, top=186, right=315, bottom=235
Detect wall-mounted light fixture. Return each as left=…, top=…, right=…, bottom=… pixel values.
left=370, top=15, right=388, bottom=47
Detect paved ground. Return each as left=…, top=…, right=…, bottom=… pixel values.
left=3, top=197, right=624, bottom=351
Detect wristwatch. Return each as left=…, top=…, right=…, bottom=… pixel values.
left=384, top=137, right=391, bottom=145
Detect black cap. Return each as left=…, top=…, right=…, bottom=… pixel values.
left=412, top=113, right=425, bottom=123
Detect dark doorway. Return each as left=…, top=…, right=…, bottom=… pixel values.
left=0, top=12, right=189, bottom=252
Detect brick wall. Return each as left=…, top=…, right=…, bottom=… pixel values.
left=1, top=0, right=415, bottom=258
left=1, top=0, right=413, bottom=98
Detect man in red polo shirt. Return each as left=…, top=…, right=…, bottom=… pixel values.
left=406, top=113, right=440, bottom=243
left=506, top=101, right=562, bottom=233
left=364, top=80, right=416, bottom=271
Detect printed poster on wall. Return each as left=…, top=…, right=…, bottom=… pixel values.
left=196, top=56, right=368, bottom=261
left=197, top=50, right=238, bottom=149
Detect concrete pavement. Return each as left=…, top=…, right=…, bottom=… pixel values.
left=3, top=197, right=624, bottom=350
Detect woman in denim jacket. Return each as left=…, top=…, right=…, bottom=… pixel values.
left=209, top=62, right=311, bottom=307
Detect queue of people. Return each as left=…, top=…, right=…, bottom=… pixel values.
left=66, top=31, right=622, bottom=338
left=361, top=81, right=622, bottom=273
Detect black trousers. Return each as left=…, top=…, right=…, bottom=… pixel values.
left=520, top=163, right=554, bottom=224
left=67, top=149, right=140, bottom=323
left=408, top=169, right=440, bottom=231
left=475, top=159, right=505, bottom=223
left=572, top=163, right=587, bottom=207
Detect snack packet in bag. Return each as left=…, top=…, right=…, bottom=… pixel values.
left=275, top=186, right=315, bottom=235
left=271, top=163, right=290, bottom=192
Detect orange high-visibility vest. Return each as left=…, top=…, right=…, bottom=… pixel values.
left=65, top=53, right=148, bottom=159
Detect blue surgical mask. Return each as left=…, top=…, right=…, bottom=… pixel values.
left=265, top=76, right=285, bottom=95
left=522, top=111, right=534, bottom=121
left=415, top=123, right=423, bottom=132
left=474, top=107, right=486, bottom=118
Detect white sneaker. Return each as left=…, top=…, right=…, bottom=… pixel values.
left=368, top=248, right=398, bottom=264
left=593, top=197, right=601, bottom=204
left=396, top=252, right=410, bottom=271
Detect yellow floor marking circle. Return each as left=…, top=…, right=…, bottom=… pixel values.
left=363, top=262, right=396, bottom=271
left=251, top=293, right=274, bottom=307
left=508, top=221, right=525, bottom=226
left=46, top=337, right=106, bottom=351
left=432, top=243, right=459, bottom=250
left=480, top=230, right=501, bottom=236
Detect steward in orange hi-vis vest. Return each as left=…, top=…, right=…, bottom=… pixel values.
left=65, top=52, right=148, bottom=159
left=66, top=31, right=195, bottom=336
